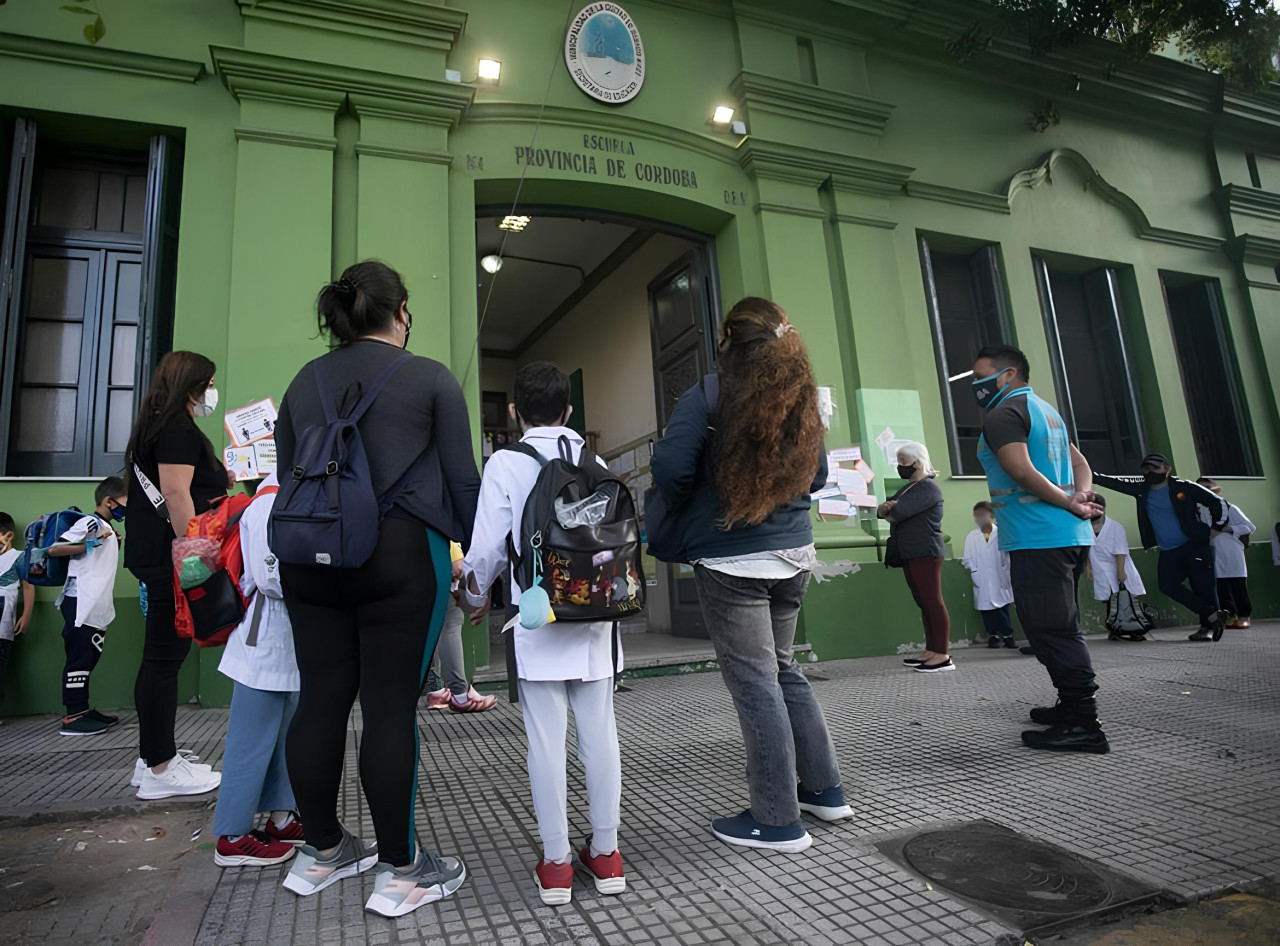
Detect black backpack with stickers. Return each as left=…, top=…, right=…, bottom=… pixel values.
left=505, top=435, right=645, bottom=622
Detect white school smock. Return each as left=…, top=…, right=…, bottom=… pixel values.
left=0, top=548, right=20, bottom=640
left=1211, top=503, right=1255, bottom=580
left=55, top=515, right=117, bottom=630
left=463, top=426, right=621, bottom=683
left=218, top=473, right=299, bottom=692
left=1088, top=517, right=1145, bottom=601
left=960, top=526, right=1013, bottom=611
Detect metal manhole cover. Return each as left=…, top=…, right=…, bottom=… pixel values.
left=875, top=819, right=1164, bottom=936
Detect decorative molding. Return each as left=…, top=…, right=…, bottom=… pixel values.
left=462, top=103, right=739, bottom=165
left=210, top=45, right=474, bottom=122
left=905, top=180, right=1010, bottom=215
left=732, top=3, right=872, bottom=47
left=738, top=138, right=913, bottom=193
left=832, top=211, right=897, bottom=230
left=234, top=126, right=338, bottom=150
left=754, top=202, right=826, bottom=219
left=1247, top=280, right=1280, bottom=292
left=1225, top=234, right=1280, bottom=266
left=631, top=0, right=733, bottom=19
left=1008, top=148, right=1222, bottom=252
left=0, top=32, right=204, bottom=83
left=237, top=0, right=466, bottom=53
left=1218, top=183, right=1280, bottom=224
left=730, top=71, right=894, bottom=137
left=354, top=142, right=452, bottom=164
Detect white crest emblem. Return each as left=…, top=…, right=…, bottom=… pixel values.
left=564, top=4, right=645, bottom=105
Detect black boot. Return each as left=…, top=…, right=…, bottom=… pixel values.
left=1022, top=699, right=1110, bottom=754
left=1188, top=628, right=1213, bottom=641
left=1029, top=700, right=1068, bottom=725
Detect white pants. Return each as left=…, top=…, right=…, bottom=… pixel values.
left=518, top=677, right=621, bottom=862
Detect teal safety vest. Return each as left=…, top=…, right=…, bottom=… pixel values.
left=976, top=387, right=1094, bottom=552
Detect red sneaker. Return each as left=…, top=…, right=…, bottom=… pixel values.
left=425, top=688, right=451, bottom=711
left=264, top=814, right=305, bottom=845
left=214, top=831, right=296, bottom=867
left=579, top=846, right=626, bottom=894
left=534, top=859, right=574, bottom=905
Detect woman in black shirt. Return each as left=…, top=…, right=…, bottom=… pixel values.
left=274, top=260, right=480, bottom=916
left=125, top=351, right=228, bottom=799
left=879, top=441, right=953, bottom=672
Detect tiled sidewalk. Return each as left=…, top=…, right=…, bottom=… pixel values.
left=2, top=624, right=1277, bottom=945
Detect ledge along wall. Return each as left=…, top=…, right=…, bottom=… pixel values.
left=0, top=0, right=1277, bottom=713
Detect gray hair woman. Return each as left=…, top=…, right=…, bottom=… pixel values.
left=878, top=441, right=953, bottom=672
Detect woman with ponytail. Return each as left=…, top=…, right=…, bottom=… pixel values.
left=125, top=351, right=227, bottom=800
left=651, top=297, right=850, bottom=855
left=272, top=260, right=480, bottom=916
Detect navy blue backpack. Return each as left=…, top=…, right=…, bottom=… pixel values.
left=270, top=355, right=411, bottom=569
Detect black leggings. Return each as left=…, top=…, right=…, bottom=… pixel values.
left=282, top=518, right=451, bottom=867
left=133, top=578, right=192, bottom=767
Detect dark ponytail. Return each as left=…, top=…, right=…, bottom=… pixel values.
left=317, top=260, right=408, bottom=346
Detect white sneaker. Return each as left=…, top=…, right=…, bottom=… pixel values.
left=131, top=751, right=209, bottom=787
left=136, top=755, right=222, bottom=800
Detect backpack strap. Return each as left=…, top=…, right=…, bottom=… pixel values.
left=503, top=442, right=547, bottom=466
left=314, top=354, right=409, bottom=425
left=702, top=373, right=719, bottom=426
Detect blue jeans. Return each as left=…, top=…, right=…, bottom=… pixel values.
left=212, top=682, right=298, bottom=837
left=693, top=567, right=843, bottom=827
left=980, top=605, right=1014, bottom=640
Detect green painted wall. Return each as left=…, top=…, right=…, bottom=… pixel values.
left=1, top=0, right=1278, bottom=714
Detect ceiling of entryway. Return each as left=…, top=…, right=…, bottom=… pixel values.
left=475, top=214, right=647, bottom=354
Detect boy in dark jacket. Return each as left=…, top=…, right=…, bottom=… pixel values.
left=1093, top=453, right=1229, bottom=641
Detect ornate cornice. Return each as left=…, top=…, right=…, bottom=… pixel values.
left=730, top=71, right=894, bottom=137
left=754, top=201, right=825, bottom=219
left=0, top=32, right=204, bottom=82
left=732, top=2, right=872, bottom=46
left=832, top=211, right=897, bottom=230
left=1008, top=148, right=1223, bottom=252
left=234, top=126, right=338, bottom=150
left=462, top=103, right=739, bottom=165
left=210, top=45, right=473, bottom=121
left=738, top=138, right=913, bottom=193
left=905, top=180, right=1010, bottom=215
left=1225, top=233, right=1280, bottom=267
left=1218, top=183, right=1280, bottom=224
left=237, top=0, right=466, bottom=52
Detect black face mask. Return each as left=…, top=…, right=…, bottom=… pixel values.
left=1143, top=471, right=1167, bottom=486
left=897, top=464, right=917, bottom=479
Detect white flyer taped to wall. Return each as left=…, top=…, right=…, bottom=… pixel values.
left=829, top=446, right=861, bottom=462
left=253, top=439, right=277, bottom=475
left=816, top=386, right=834, bottom=430
left=818, top=498, right=852, bottom=518
left=225, top=398, right=278, bottom=447
left=837, top=468, right=867, bottom=495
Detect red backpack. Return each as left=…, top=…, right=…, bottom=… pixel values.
left=172, top=485, right=277, bottom=648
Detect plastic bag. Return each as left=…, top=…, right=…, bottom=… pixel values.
left=554, top=491, right=610, bottom=529
left=172, top=537, right=221, bottom=590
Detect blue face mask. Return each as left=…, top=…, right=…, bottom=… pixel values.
left=110, top=504, right=127, bottom=522
left=972, top=369, right=1013, bottom=410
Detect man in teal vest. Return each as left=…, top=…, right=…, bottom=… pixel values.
left=972, top=345, right=1108, bottom=754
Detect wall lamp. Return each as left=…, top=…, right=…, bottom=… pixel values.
left=444, top=59, right=503, bottom=86
left=710, top=105, right=747, bottom=135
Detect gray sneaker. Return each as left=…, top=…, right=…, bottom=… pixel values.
left=282, top=826, right=377, bottom=896
left=364, top=846, right=467, bottom=917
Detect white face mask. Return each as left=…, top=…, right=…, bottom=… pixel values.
left=193, top=385, right=219, bottom=418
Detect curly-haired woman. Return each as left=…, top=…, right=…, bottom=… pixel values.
left=651, top=297, right=850, bottom=854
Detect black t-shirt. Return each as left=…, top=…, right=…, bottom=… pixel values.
left=125, top=414, right=226, bottom=577
left=981, top=394, right=1033, bottom=452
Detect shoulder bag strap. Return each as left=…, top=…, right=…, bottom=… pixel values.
left=133, top=463, right=170, bottom=523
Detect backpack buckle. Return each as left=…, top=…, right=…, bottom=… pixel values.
left=325, top=461, right=339, bottom=476
left=292, top=466, right=305, bottom=481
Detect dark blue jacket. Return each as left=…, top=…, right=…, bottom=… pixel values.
left=650, top=380, right=827, bottom=560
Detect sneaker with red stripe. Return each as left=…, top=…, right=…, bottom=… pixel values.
left=534, top=859, right=574, bottom=905
left=578, top=846, right=626, bottom=894
left=264, top=814, right=305, bottom=846
left=215, top=831, right=297, bottom=867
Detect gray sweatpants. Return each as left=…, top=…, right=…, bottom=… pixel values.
left=426, top=603, right=468, bottom=696
left=517, top=677, right=621, bottom=862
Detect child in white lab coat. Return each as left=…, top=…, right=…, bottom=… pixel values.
left=210, top=472, right=305, bottom=866
left=0, top=512, right=35, bottom=708
left=1198, top=478, right=1256, bottom=629
left=47, top=477, right=127, bottom=736
left=460, top=362, right=625, bottom=907
left=961, top=502, right=1015, bottom=648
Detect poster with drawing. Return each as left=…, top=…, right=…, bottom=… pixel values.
left=224, top=398, right=277, bottom=447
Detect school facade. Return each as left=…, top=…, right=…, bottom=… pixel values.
left=1, top=0, right=1278, bottom=715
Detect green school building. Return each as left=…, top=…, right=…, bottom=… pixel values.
left=1, top=0, right=1278, bottom=715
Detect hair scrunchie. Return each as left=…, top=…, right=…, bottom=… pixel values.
left=333, top=276, right=360, bottom=296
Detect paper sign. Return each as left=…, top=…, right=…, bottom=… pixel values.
left=829, top=446, right=861, bottom=462
left=818, top=498, right=852, bottom=518
left=811, top=485, right=842, bottom=500
left=837, top=468, right=868, bottom=495
left=225, top=398, right=278, bottom=447
left=874, top=427, right=895, bottom=451
left=816, top=386, right=835, bottom=430
left=854, top=458, right=875, bottom=483
left=253, top=439, right=277, bottom=475
left=849, top=493, right=879, bottom=508
left=224, top=446, right=258, bottom=482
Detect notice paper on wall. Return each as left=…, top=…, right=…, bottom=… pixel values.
left=816, top=386, right=835, bottom=430
left=818, top=447, right=878, bottom=517
left=225, top=398, right=278, bottom=447
left=225, top=446, right=258, bottom=482
left=818, top=498, right=852, bottom=519
left=253, top=439, right=277, bottom=475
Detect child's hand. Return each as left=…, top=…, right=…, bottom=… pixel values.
left=14, top=613, right=29, bottom=636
